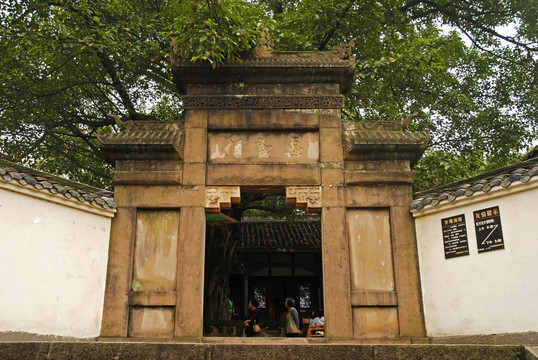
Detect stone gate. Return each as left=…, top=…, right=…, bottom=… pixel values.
left=97, top=42, right=429, bottom=342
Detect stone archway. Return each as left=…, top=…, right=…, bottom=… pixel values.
left=202, top=186, right=324, bottom=338
left=98, top=42, right=428, bottom=342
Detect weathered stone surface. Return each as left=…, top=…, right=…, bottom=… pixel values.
left=320, top=167, right=345, bottom=184
left=207, top=164, right=320, bottom=186
left=113, top=185, right=206, bottom=208
left=320, top=127, right=344, bottom=163
left=431, top=331, right=538, bottom=345
left=111, top=170, right=182, bottom=185
left=183, top=95, right=344, bottom=109
left=319, top=111, right=342, bottom=128
left=171, top=45, right=356, bottom=94
left=188, top=82, right=340, bottom=96
left=205, top=186, right=241, bottom=213
left=132, top=210, right=179, bottom=292
left=129, top=307, right=175, bottom=338
left=100, top=208, right=136, bottom=337
left=0, top=342, right=530, bottom=360
left=353, top=307, right=399, bottom=338
left=185, top=110, right=208, bottom=128
left=182, top=163, right=206, bottom=186
left=115, top=160, right=182, bottom=172
left=391, top=206, right=426, bottom=338
left=100, top=44, right=429, bottom=345
left=347, top=208, right=394, bottom=292
left=350, top=291, right=398, bottom=307
left=342, top=121, right=429, bottom=164
left=175, top=207, right=206, bottom=339
left=208, top=131, right=319, bottom=163
left=345, top=185, right=413, bottom=207
left=321, top=207, right=353, bottom=340
left=344, top=170, right=415, bottom=185
left=184, top=127, right=207, bottom=163
left=97, top=121, right=185, bottom=162
left=286, top=186, right=322, bottom=212
left=207, top=109, right=319, bottom=130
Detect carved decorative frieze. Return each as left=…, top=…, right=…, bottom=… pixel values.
left=205, top=186, right=241, bottom=213
left=182, top=95, right=344, bottom=109
left=286, top=186, right=322, bottom=213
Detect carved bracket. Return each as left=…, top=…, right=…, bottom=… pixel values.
left=205, top=186, right=241, bottom=213
left=286, top=186, right=322, bottom=213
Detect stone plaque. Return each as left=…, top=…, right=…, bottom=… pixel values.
left=474, top=206, right=505, bottom=253
left=208, top=131, right=319, bottom=164
left=441, top=214, right=469, bottom=259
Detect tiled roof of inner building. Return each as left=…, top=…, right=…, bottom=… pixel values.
left=411, top=156, right=538, bottom=211
left=0, top=158, right=116, bottom=211
left=241, top=220, right=321, bottom=252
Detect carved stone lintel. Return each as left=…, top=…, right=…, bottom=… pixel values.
left=183, top=95, right=344, bottom=109
left=205, top=186, right=241, bottom=213
left=286, top=186, right=322, bottom=213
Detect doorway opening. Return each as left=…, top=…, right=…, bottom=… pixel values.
left=203, top=190, right=323, bottom=337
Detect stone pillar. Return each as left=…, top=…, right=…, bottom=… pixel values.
left=342, top=121, right=429, bottom=341
left=175, top=207, right=206, bottom=339
left=173, top=108, right=209, bottom=339
left=319, top=106, right=352, bottom=340
left=100, top=207, right=136, bottom=337
left=391, top=205, right=426, bottom=337
left=321, top=206, right=353, bottom=339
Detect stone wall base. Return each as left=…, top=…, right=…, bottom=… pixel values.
left=431, top=331, right=538, bottom=345
left=0, top=340, right=534, bottom=360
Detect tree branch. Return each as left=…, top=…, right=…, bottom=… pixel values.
left=318, top=0, right=355, bottom=51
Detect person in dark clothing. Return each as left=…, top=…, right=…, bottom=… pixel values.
left=284, top=297, right=301, bottom=337
left=243, top=298, right=261, bottom=337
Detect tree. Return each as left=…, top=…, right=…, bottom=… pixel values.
left=204, top=193, right=314, bottom=324
left=1, top=0, right=536, bottom=190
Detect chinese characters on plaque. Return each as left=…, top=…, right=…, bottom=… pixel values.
left=441, top=206, right=505, bottom=259
left=208, top=131, right=319, bottom=163
left=441, top=214, right=470, bottom=259
left=473, top=206, right=505, bottom=253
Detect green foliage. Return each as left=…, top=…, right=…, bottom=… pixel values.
left=414, top=149, right=523, bottom=192
left=0, top=0, right=536, bottom=190
left=241, top=194, right=314, bottom=220
left=170, top=0, right=273, bottom=68
left=0, top=0, right=180, bottom=188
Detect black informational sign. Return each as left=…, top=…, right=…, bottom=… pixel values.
left=473, top=206, right=505, bottom=253
left=441, top=214, right=470, bottom=259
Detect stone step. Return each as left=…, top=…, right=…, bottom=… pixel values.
left=0, top=342, right=534, bottom=360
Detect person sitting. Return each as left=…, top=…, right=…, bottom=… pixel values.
left=312, top=309, right=324, bottom=326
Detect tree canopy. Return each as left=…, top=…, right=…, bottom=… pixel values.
left=1, top=0, right=536, bottom=190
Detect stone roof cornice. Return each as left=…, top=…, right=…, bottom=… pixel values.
left=97, top=121, right=185, bottom=163
left=342, top=121, right=430, bottom=164
left=171, top=43, right=357, bottom=95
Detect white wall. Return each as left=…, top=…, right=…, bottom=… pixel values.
left=0, top=186, right=113, bottom=338
left=413, top=180, right=538, bottom=337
